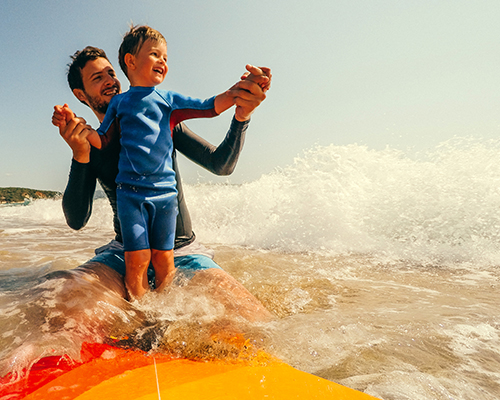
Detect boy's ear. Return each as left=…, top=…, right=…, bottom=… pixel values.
left=124, top=53, right=135, bottom=70
left=73, top=88, right=87, bottom=104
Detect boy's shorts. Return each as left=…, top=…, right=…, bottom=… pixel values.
left=117, top=184, right=178, bottom=252
left=90, top=240, right=221, bottom=285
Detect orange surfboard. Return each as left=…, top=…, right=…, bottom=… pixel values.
left=2, top=343, right=378, bottom=400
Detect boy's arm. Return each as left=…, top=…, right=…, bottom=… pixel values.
left=96, top=99, right=121, bottom=150
left=98, top=118, right=119, bottom=149
left=86, top=129, right=102, bottom=149
left=214, top=92, right=235, bottom=115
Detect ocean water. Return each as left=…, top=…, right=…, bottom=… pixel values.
left=1, top=139, right=500, bottom=399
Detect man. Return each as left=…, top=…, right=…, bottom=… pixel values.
left=54, top=46, right=272, bottom=321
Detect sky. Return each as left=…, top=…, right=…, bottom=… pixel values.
left=1, top=0, right=500, bottom=191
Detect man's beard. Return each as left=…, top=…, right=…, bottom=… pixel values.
left=84, top=91, right=109, bottom=115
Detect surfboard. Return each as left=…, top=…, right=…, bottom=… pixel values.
left=2, top=342, right=378, bottom=400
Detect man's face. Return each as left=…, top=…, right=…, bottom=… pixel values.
left=75, top=57, right=121, bottom=119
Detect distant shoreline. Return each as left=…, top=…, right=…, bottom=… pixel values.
left=0, top=187, right=61, bottom=204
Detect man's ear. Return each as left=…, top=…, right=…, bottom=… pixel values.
left=73, top=88, right=87, bottom=104
left=124, top=53, right=135, bottom=71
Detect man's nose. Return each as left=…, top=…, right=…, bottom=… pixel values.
left=103, top=75, right=116, bottom=86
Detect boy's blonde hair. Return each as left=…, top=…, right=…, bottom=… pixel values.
left=118, top=25, right=166, bottom=78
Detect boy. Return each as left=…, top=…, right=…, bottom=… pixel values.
left=57, top=26, right=235, bottom=299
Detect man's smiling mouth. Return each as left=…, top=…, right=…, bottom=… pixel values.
left=103, top=86, right=119, bottom=96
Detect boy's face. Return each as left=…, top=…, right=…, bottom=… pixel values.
left=127, top=39, right=168, bottom=87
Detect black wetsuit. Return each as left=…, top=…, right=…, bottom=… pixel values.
left=62, top=117, right=249, bottom=249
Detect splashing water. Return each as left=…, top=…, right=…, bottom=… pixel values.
left=188, top=138, right=500, bottom=266
left=1, top=139, right=500, bottom=399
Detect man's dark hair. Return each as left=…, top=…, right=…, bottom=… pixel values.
left=67, top=46, right=110, bottom=102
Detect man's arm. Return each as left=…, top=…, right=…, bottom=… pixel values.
left=53, top=107, right=98, bottom=230
left=173, top=118, right=248, bottom=176
left=173, top=65, right=271, bottom=174
left=62, top=159, right=97, bottom=230
left=171, top=121, right=246, bottom=249
left=172, top=151, right=195, bottom=248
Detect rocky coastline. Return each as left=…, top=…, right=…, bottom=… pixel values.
left=0, top=187, right=61, bottom=204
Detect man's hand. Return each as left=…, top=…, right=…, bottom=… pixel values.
left=52, top=104, right=94, bottom=163
left=241, top=64, right=271, bottom=92
left=227, top=65, right=271, bottom=122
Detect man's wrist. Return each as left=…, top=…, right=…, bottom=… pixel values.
left=234, top=112, right=252, bottom=123
left=72, top=153, right=90, bottom=164
left=229, top=115, right=250, bottom=139
left=232, top=115, right=251, bottom=125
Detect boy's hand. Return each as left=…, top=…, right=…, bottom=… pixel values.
left=52, top=105, right=66, bottom=128
left=52, top=104, right=76, bottom=128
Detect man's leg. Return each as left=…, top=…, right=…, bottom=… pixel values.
left=75, top=261, right=128, bottom=299
left=174, top=254, right=273, bottom=322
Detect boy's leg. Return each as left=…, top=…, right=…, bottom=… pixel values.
left=151, top=249, right=176, bottom=292
left=117, top=185, right=156, bottom=300
left=125, top=249, right=152, bottom=300
left=148, top=190, right=177, bottom=292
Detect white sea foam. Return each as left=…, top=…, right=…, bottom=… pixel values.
left=186, top=138, right=500, bottom=266
left=3, top=139, right=500, bottom=267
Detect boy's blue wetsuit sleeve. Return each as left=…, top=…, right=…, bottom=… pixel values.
left=168, top=93, right=217, bottom=130
left=97, top=98, right=118, bottom=135
left=96, top=98, right=120, bottom=150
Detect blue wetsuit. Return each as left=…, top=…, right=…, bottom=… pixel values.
left=98, top=87, right=217, bottom=252
left=62, top=114, right=249, bottom=282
